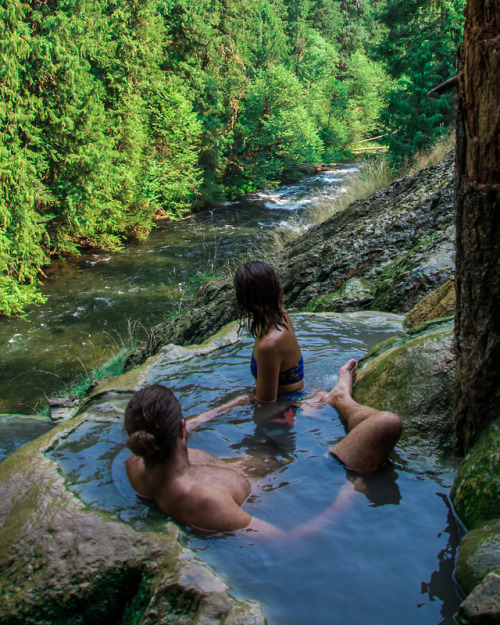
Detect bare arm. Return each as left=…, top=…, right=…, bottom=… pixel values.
left=254, top=341, right=281, bottom=402
left=242, top=481, right=356, bottom=540
left=185, top=395, right=252, bottom=432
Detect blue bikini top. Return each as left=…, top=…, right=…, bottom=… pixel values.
left=251, top=353, right=304, bottom=386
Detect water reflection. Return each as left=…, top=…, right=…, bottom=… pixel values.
left=231, top=402, right=299, bottom=468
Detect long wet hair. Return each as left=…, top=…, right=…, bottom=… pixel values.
left=124, top=384, right=183, bottom=466
left=234, top=261, right=287, bottom=338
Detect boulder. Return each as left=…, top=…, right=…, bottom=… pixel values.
left=353, top=318, right=457, bottom=460
left=458, top=571, right=500, bottom=625
left=454, top=521, right=500, bottom=596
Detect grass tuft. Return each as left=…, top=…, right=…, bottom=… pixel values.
left=307, top=130, right=454, bottom=227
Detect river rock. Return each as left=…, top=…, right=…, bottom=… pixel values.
left=454, top=521, right=500, bottom=596
left=458, top=571, right=500, bottom=625
left=353, top=318, right=457, bottom=460
left=48, top=396, right=79, bottom=421
left=0, top=402, right=265, bottom=625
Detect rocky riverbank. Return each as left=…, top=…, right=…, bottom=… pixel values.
left=126, top=154, right=455, bottom=367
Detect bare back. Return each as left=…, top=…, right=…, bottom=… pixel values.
left=254, top=311, right=304, bottom=400
left=126, top=448, right=252, bottom=531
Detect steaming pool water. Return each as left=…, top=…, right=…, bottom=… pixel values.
left=48, top=313, right=464, bottom=625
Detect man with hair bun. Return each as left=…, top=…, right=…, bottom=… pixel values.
left=125, top=362, right=402, bottom=535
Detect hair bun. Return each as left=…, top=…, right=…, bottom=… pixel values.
left=127, top=430, right=162, bottom=463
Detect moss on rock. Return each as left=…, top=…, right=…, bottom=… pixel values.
left=370, top=225, right=455, bottom=313
left=304, top=277, right=374, bottom=312
left=353, top=319, right=456, bottom=458
left=451, top=419, right=500, bottom=531
left=454, top=521, right=500, bottom=596
left=404, top=280, right=455, bottom=329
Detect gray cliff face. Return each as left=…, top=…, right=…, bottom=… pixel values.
left=126, top=155, right=455, bottom=369
left=277, top=155, right=454, bottom=314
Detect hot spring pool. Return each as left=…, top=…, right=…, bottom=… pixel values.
left=48, top=313, right=464, bottom=624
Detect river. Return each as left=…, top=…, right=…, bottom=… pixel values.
left=0, top=166, right=358, bottom=415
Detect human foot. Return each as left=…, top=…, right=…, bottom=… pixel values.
left=321, top=359, right=357, bottom=406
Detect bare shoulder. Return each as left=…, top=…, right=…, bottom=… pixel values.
left=256, top=330, right=283, bottom=355
left=181, top=481, right=252, bottom=532
left=125, top=454, right=152, bottom=499
left=188, top=447, right=223, bottom=466
left=125, top=453, right=144, bottom=477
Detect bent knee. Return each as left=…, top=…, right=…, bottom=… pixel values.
left=379, top=411, right=403, bottom=439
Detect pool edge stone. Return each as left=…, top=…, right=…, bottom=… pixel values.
left=0, top=407, right=266, bottom=625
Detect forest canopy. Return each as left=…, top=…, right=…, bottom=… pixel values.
left=0, top=0, right=465, bottom=316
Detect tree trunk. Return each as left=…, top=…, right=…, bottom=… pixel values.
left=453, top=0, right=500, bottom=453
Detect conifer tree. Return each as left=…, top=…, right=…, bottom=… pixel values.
left=0, top=0, right=48, bottom=314
left=377, top=0, right=465, bottom=161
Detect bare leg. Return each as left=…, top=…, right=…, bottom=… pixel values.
left=322, top=360, right=402, bottom=475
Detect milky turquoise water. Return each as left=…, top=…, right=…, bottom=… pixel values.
left=48, top=313, right=464, bottom=625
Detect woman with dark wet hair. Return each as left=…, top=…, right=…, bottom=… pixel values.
left=234, top=261, right=304, bottom=402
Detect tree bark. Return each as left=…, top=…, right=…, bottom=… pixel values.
left=453, top=0, right=500, bottom=453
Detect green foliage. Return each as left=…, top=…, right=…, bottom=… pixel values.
left=0, top=0, right=466, bottom=315
left=140, top=78, right=202, bottom=219
left=0, top=0, right=49, bottom=313
left=235, top=65, right=324, bottom=190
left=377, top=0, right=466, bottom=163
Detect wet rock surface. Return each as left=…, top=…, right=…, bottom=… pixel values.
left=451, top=419, right=500, bottom=531
left=458, top=571, right=500, bottom=625
left=277, top=156, right=455, bottom=314
left=354, top=318, right=457, bottom=460
left=451, top=419, right=500, bottom=616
